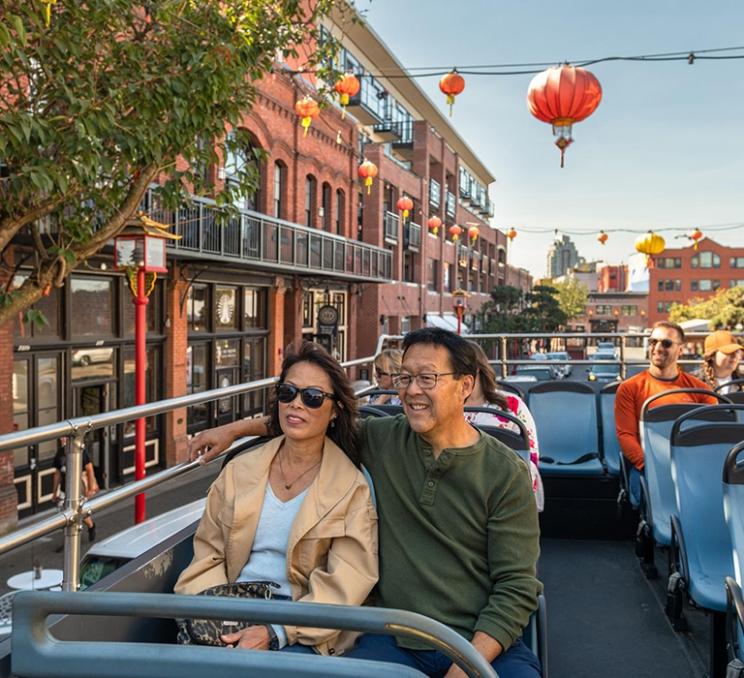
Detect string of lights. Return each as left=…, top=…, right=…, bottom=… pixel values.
left=515, top=222, right=744, bottom=236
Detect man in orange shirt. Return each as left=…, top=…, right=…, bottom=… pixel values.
left=614, top=320, right=716, bottom=505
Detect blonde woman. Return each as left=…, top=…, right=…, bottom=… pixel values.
left=370, top=348, right=402, bottom=405
left=696, top=330, right=743, bottom=394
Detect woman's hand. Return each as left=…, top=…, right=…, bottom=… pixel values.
left=188, top=423, right=240, bottom=463
left=221, top=624, right=270, bottom=650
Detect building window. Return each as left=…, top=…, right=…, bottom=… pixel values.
left=305, top=175, right=317, bottom=228
left=596, top=305, right=613, bottom=315
left=123, top=279, right=161, bottom=335
left=335, top=189, right=345, bottom=235
left=657, top=257, right=681, bottom=269
left=621, top=305, right=637, bottom=316
left=427, top=259, right=439, bottom=291
left=731, top=257, right=744, bottom=269
left=214, top=286, right=238, bottom=330
left=656, top=301, right=673, bottom=313
left=273, top=161, right=286, bottom=219
left=691, top=279, right=720, bottom=292
left=224, top=131, right=261, bottom=211
left=730, top=280, right=744, bottom=288
left=691, top=251, right=721, bottom=269
left=321, top=182, right=332, bottom=232
left=188, top=283, right=209, bottom=333
left=11, top=273, right=60, bottom=340
left=404, top=252, right=415, bottom=283
left=186, top=343, right=209, bottom=428
left=244, top=288, right=265, bottom=328
left=70, top=276, right=114, bottom=338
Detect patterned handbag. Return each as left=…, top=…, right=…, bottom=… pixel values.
left=176, top=580, right=281, bottom=646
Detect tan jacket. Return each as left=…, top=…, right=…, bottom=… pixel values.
left=174, top=436, right=378, bottom=655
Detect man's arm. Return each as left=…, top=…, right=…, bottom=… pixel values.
left=189, top=416, right=271, bottom=463
left=614, top=383, right=644, bottom=470
left=444, top=632, right=502, bottom=678
left=51, top=469, right=61, bottom=502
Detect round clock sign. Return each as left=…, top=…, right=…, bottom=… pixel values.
left=317, top=304, right=339, bottom=326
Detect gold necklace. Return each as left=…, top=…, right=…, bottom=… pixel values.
left=277, top=451, right=321, bottom=490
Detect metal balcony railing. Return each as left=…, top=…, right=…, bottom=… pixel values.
left=405, top=222, right=421, bottom=251
left=384, top=210, right=400, bottom=245
left=140, top=187, right=392, bottom=283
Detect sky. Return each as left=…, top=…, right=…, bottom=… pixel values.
left=360, top=0, right=744, bottom=278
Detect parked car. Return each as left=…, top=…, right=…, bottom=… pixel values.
left=79, top=498, right=205, bottom=589
left=587, top=362, right=621, bottom=383
left=515, top=365, right=553, bottom=382
left=72, top=347, right=114, bottom=366
left=546, top=352, right=572, bottom=378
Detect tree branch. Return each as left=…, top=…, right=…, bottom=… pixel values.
left=0, top=192, right=77, bottom=254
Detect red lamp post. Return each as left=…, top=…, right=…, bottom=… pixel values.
left=114, top=214, right=180, bottom=523
left=452, top=289, right=468, bottom=336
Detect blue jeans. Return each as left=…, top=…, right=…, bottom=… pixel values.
left=629, top=466, right=641, bottom=508
left=343, top=633, right=541, bottom=678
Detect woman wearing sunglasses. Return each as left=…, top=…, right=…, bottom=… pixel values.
left=175, top=341, right=378, bottom=656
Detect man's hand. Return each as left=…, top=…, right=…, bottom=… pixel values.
left=188, top=423, right=240, bottom=463
left=221, top=624, right=270, bottom=650
left=444, top=631, right=502, bottom=678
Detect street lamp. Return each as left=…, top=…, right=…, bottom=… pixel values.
left=114, top=213, right=180, bottom=524
left=452, top=288, right=468, bottom=335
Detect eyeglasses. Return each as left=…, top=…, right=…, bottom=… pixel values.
left=392, top=372, right=456, bottom=390
left=375, top=369, right=391, bottom=379
left=276, top=383, right=336, bottom=409
left=649, top=338, right=678, bottom=349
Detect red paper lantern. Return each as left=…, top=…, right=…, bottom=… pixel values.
left=334, top=73, right=360, bottom=118
left=448, top=224, right=462, bottom=242
left=467, top=225, right=480, bottom=243
left=597, top=230, right=608, bottom=245
left=689, top=227, right=703, bottom=250
left=527, top=65, right=602, bottom=167
left=397, top=196, right=413, bottom=219
left=439, top=70, right=465, bottom=117
left=358, top=160, right=378, bottom=195
left=507, top=228, right=517, bottom=242
left=294, top=96, right=320, bottom=137
left=427, top=216, right=442, bottom=236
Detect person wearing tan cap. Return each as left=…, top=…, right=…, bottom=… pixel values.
left=695, top=330, right=743, bottom=394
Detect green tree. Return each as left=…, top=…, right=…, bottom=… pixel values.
left=669, top=286, right=744, bottom=329
left=523, top=284, right=567, bottom=332
left=480, top=284, right=567, bottom=333
left=0, top=0, right=342, bottom=325
left=551, top=277, right=589, bottom=321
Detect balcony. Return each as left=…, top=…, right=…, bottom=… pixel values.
left=372, top=120, right=401, bottom=143
left=139, top=188, right=392, bottom=283
left=384, top=210, right=400, bottom=246
left=445, top=191, right=456, bottom=220
left=404, top=222, right=422, bottom=252
left=391, top=120, right=414, bottom=160
left=346, top=75, right=385, bottom=126
left=429, top=179, right=441, bottom=209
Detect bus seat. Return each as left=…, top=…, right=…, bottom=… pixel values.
left=725, top=576, right=744, bottom=671
left=598, top=383, right=622, bottom=478
left=465, top=406, right=531, bottom=463
left=527, top=382, right=604, bottom=477
left=667, top=407, right=744, bottom=617
left=521, top=593, right=548, bottom=678
left=724, top=441, right=744, bottom=592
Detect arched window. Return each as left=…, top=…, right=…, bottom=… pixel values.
left=273, top=161, right=286, bottom=219
left=321, top=182, right=332, bottom=232
left=224, top=131, right=262, bottom=211
left=305, top=174, right=317, bottom=228
left=335, top=189, right=345, bottom=235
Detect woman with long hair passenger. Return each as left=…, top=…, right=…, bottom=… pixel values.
left=369, top=348, right=402, bottom=405
left=175, top=341, right=378, bottom=655
left=695, top=330, right=743, bottom=395
left=465, top=342, right=544, bottom=511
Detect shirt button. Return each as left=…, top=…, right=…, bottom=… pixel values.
left=427, top=480, right=435, bottom=487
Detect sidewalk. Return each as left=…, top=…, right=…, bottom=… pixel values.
left=0, top=460, right=221, bottom=597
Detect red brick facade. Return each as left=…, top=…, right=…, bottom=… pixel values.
left=648, top=238, right=744, bottom=324
left=597, top=264, right=628, bottom=293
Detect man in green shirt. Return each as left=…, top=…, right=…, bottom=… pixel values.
left=190, top=328, right=542, bottom=677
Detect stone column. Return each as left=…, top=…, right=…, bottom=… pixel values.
left=164, top=265, right=189, bottom=466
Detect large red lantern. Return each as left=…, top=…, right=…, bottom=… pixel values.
left=597, top=230, right=608, bottom=246
left=358, top=160, right=378, bottom=195
left=448, top=224, right=462, bottom=242
left=295, top=96, right=320, bottom=137
left=439, top=70, right=465, bottom=117
left=334, top=73, right=360, bottom=118
left=689, top=227, right=703, bottom=250
left=427, top=216, right=441, bottom=236
left=467, top=225, right=480, bottom=244
left=507, top=227, right=517, bottom=242
left=397, top=196, right=413, bottom=219
left=527, top=65, right=602, bottom=167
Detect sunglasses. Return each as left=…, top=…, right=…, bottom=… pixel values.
left=276, top=383, right=336, bottom=409
left=649, top=338, right=677, bottom=349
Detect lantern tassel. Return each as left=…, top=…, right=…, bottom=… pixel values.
left=446, top=94, right=455, bottom=117
left=301, top=117, right=312, bottom=137
left=365, top=177, right=372, bottom=195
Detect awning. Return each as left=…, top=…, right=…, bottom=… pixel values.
left=425, top=313, right=470, bottom=335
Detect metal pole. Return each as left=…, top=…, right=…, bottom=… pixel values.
left=500, top=336, right=508, bottom=379
left=62, top=429, right=86, bottom=592
left=135, top=267, right=148, bottom=523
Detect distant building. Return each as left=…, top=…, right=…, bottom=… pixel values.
left=505, top=264, right=533, bottom=293
left=582, top=291, right=649, bottom=333
left=546, top=235, right=582, bottom=278
left=648, top=238, right=744, bottom=324
left=597, top=263, right=628, bottom=293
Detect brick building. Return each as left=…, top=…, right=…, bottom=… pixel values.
left=2, top=4, right=505, bottom=526
left=597, top=263, right=628, bottom=293
left=648, top=238, right=744, bottom=324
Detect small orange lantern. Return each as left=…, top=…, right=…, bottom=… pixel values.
left=334, top=73, right=360, bottom=118
left=439, top=70, right=465, bottom=117
left=448, top=224, right=462, bottom=242
left=467, top=225, right=480, bottom=244
left=427, top=216, right=442, bottom=236
left=397, top=196, right=413, bottom=219
left=634, top=231, right=666, bottom=268
left=507, top=227, right=517, bottom=242
left=358, top=160, right=378, bottom=195
left=597, top=230, right=608, bottom=246
left=295, top=96, right=320, bottom=137
left=689, top=227, right=703, bottom=250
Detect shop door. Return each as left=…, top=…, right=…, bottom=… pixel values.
left=73, top=383, right=112, bottom=489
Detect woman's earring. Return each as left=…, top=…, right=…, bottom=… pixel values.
left=330, top=417, right=337, bottom=429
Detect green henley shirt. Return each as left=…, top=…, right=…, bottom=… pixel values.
left=360, top=414, right=542, bottom=651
